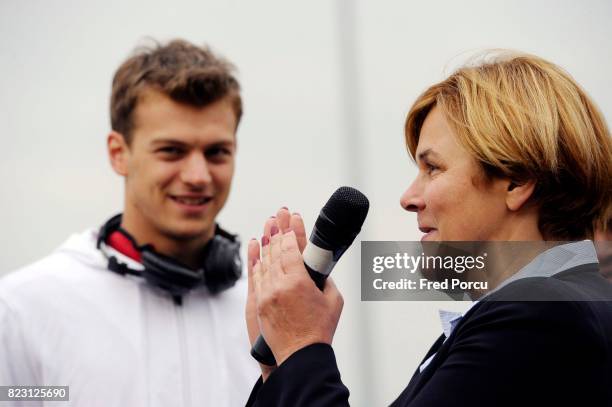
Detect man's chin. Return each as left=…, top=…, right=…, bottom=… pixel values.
left=162, top=222, right=215, bottom=243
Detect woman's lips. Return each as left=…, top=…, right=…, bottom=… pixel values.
left=419, top=227, right=437, bottom=241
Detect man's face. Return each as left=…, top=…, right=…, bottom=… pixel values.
left=112, top=89, right=237, bottom=247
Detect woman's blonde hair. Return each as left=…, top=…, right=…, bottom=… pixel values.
left=405, top=51, right=612, bottom=240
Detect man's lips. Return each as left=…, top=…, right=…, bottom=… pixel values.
left=169, top=195, right=213, bottom=206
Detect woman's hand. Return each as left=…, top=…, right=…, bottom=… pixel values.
left=247, top=207, right=344, bottom=371
left=245, top=207, right=308, bottom=380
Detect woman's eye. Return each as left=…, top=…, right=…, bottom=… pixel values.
left=425, top=163, right=439, bottom=174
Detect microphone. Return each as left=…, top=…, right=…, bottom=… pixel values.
left=250, top=186, right=370, bottom=366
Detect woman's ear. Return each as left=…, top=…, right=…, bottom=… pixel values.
left=506, top=180, right=536, bottom=211
left=107, top=131, right=130, bottom=176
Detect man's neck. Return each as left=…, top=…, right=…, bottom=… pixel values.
left=120, top=214, right=211, bottom=270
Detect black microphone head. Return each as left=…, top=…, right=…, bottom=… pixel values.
left=313, top=186, right=369, bottom=248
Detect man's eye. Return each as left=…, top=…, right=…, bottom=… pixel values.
left=206, top=147, right=231, bottom=158
left=158, top=147, right=183, bottom=155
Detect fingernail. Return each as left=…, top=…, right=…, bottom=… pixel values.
left=262, top=235, right=270, bottom=246
left=281, top=206, right=288, bottom=210
left=270, top=215, right=276, bottom=218
left=292, top=212, right=301, bottom=216
left=271, top=226, right=279, bottom=236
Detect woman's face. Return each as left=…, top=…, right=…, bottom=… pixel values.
left=400, top=106, right=511, bottom=241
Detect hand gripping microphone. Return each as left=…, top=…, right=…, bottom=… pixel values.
left=250, top=186, right=370, bottom=366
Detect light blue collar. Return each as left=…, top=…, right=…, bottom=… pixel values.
left=439, top=240, right=598, bottom=337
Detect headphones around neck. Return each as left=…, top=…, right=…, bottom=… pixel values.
left=96, top=214, right=242, bottom=305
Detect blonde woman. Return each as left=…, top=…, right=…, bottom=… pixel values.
left=245, top=52, right=612, bottom=406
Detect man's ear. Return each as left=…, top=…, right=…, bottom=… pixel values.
left=107, top=131, right=130, bottom=176
left=506, top=180, right=536, bottom=211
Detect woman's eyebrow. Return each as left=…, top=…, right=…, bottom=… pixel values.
left=417, top=148, right=440, bottom=162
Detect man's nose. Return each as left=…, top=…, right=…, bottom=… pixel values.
left=181, top=153, right=212, bottom=187
left=400, top=178, right=425, bottom=213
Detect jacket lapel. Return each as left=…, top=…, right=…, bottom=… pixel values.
left=390, top=302, right=485, bottom=406
left=389, top=333, right=445, bottom=406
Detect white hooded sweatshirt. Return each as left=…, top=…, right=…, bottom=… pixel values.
left=0, top=229, right=260, bottom=407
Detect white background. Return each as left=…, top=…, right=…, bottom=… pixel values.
left=1, top=0, right=611, bottom=405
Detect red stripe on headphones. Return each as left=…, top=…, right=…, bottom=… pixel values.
left=107, top=231, right=142, bottom=262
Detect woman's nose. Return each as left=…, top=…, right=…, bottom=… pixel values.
left=400, top=179, right=425, bottom=213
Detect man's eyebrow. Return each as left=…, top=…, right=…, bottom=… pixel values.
left=150, top=138, right=187, bottom=146
left=417, top=148, right=440, bottom=162
left=150, top=138, right=235, bottom=148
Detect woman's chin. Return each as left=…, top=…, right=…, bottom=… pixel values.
left=420, top=230, right=439, bottom=241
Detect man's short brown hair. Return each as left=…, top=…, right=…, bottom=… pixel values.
left=110, top=39, right=242, bottom=144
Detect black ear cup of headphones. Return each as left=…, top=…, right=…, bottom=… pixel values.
left=98, top=214, right=242, bottom=304
left=202, top=232, right=243, bottom=294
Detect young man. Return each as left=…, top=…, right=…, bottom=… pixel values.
left=0, top=39, right=259, bottom=406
